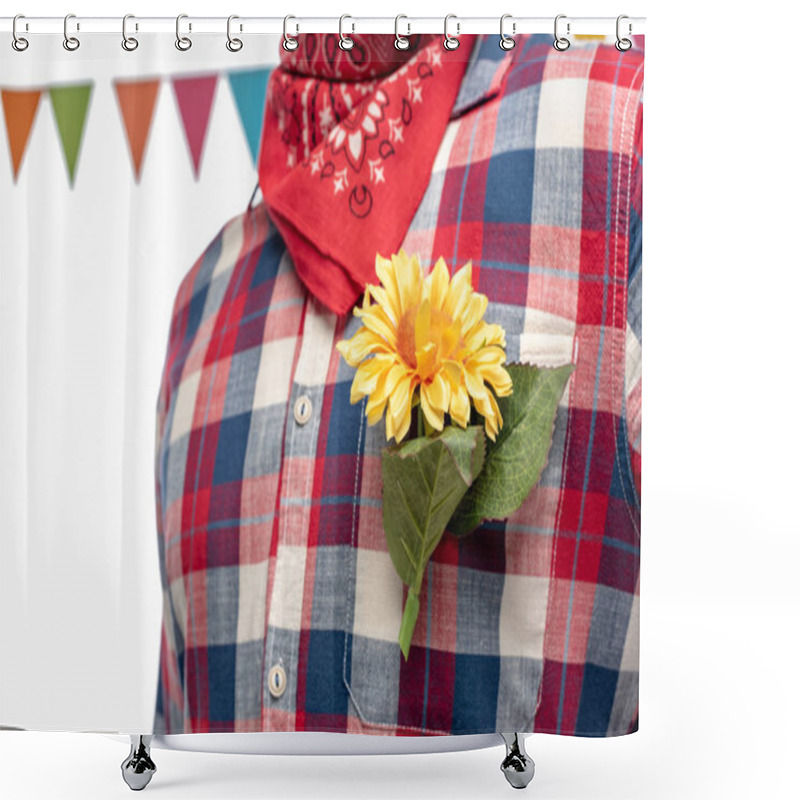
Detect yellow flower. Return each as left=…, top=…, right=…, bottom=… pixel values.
left=335, top=250, right=513, bottom=443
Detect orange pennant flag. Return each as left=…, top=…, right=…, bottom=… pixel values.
left=1, top=89, right=42, bottom=182
left=114, top=78, right=160, bottom=182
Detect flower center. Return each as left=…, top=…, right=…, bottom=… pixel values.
left=396, top=301, right=462, bottom=380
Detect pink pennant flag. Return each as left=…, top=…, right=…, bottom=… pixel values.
left=172, top=75, right=218, bottom=179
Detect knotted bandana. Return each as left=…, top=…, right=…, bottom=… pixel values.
left=257, top=33, right=476, bottom=315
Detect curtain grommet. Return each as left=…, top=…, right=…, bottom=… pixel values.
left=499, top=14, right=516, bottom=50
left=553, top=14, right=570, bottom=51
left=394, top=14, right=410, bottom=51
left=339, top=14, right=355, bottom=51
left=283, top=15, right=299, bottom=52
left=121, top=14, right=138, bottom=52
left=226, top=14, right=243, bottom=52
left=175, top=13, right=192, bottom=51
left=443, top=14, right=460, bottom=51
left=12, top=14, right=29, bottom=51
left=63, top=13, right=80, bottom=52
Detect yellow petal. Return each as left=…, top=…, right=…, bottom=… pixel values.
left=394, top=407, right=413, bottom=442
left=461, top=291, right=489, bottom=334
left=484, top=391, right=503, bottom=441
left=371, top=361, right=408, bottom=406
left=427, top=257, right=450, bottom=311
left=473, top=391, right=493, bottom=420
left=366, top=394, right=388, bottom=425
left=375, top=254, right=402, bottom=321
left=415, top=341, right=437, bottom=382
left=481, top=363, right=513, bottom=397
left=427, top=369, right=450, bottom=412
left=464, top=366, right=488, bottom=402
left=442, top=359, right=462, bottom=388
left=336, top=327, right=390, bottom=367
left=354, top=304, right=397, bottom=347
left=365, top=359, right=398, bottom=417
left=367, top=284, right=399, bottom=326
left=415, top=297, right=431, bottom=354
left=444, top=260, right=473, bottom=320
left=420, top=382, right=445, bottom=431
left=439, top=319, right=461, bottom=361
left=469, top=344, right=506, bottom=366
left=393, top=250, right=422, bottom=316
left=464, top=322, right=506, bottom=353
left=388, top=373, right=414, bottom=436
left=350, top=354, right=393, bottom=402
left=420, top=371, right=450, bottom=432
left=449, top=381, right=470, bottom=428
left=389, top=374, right=416, bottom=442
left=472, top=389, right=502, bottom=441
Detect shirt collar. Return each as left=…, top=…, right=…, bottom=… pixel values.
left=450, top=34, right=518, bottom=119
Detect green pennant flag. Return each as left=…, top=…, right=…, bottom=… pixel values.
left=49, top=83, right=92, bottom=187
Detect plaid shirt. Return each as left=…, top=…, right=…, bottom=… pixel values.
left=154, top=33, right=644, bottom=737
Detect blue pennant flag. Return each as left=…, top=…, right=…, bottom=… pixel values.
left=228, top=67, right=271, bottom=167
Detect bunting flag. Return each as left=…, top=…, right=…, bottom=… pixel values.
left=172, top=75, right=218, bottom=180
left=228, top=67, right=271, bottom=167
left=2, top=66, right=268, bottom=186
left=49, top=83, right=92, bottom=187
left=1, top=89, right=42, bottom=182
left=114, top=78, right=161, bottom=183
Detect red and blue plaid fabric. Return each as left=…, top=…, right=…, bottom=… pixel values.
left=153, top=33, right=644, bottom=737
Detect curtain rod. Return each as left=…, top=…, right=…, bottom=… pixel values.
left=1, top=16, right=646, bottom=38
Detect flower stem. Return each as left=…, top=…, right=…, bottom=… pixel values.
left=398, top=588, right=420, bottom=661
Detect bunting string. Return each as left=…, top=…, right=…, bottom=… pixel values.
left=1, top=66, right=272, bottom=186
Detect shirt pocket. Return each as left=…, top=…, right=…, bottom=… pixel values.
left=341, top=513, right=545, bottom=734
left=340, top=419, right=541, bottom=735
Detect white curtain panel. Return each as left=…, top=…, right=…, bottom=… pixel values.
left=0, top=31, right=280, bottom=732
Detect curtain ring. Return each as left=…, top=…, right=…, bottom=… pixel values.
left=339, top=14, right=354, bottom=51
left=175, top=14, right=192, bottom=51
left=12, top=14, right=29, bottom=52
left=283, top=15, right=298, bottom=51
left=553, top=14, right=570, bottom=51
left=443, top=14, right=460, bottom=50
left=499, top=14, right=516, bottom=50
left=226, top=14, right=243, bottom=52
left=63, top=13, right=80, bottom=51
left=122, top=14, right=139, bottom=51
left=394, top=14, right=410, bottom=51
left=615, top=15, right=632, bottom=51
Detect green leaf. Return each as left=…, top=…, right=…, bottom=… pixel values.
left=382, top=425, right=485, bottom=658
left=448, top=363, right=574, bottom=537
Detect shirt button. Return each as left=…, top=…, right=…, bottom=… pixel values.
left=267, top=664, right=287, bottom=699
left=294, top=394, right=312, bottom=425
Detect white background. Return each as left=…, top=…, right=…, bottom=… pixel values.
left=1, top=10, right=282, bottom=737
left=2, top=0, right=799, bottom=799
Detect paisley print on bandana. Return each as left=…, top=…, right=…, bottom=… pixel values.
left=257, top=34, right=476, bottom=315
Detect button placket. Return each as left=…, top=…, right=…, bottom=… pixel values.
left=263, top=298, right=339, bottom=713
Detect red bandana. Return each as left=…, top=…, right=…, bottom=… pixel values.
left=257, top=34, right=476, bottom=315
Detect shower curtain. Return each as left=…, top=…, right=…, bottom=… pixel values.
left=1, top=28, right=643, bottom=740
